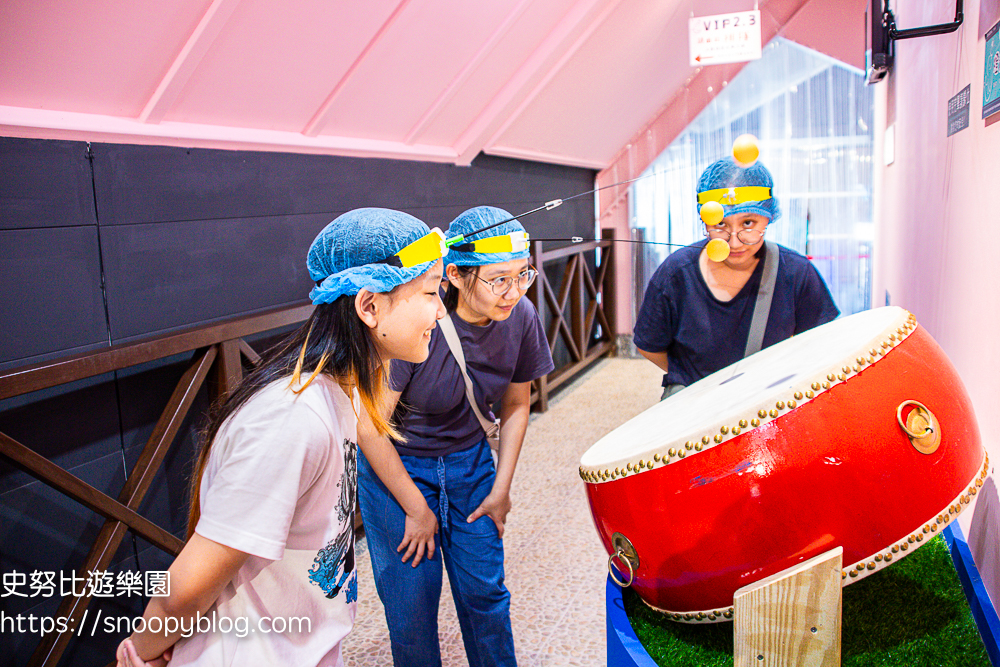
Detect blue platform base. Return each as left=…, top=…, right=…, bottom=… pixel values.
left=606, top=524, right=1000, bottom=666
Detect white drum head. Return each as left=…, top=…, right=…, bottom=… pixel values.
left=581, top=306, right=912, bottom=475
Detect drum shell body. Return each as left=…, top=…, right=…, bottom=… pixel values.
left=586, top=325, right=984, bottom=613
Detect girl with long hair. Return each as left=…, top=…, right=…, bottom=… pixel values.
left=357, top=206, right=554, bottom=667
left=115, top=208, right=446, bottom=667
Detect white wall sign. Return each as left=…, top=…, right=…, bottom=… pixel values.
left=689, top=10, right=762, bottom=67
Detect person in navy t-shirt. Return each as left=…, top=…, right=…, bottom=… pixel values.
left=356, top=206, right=553, bottom=667
left=634, top=156, right=839, bottom=399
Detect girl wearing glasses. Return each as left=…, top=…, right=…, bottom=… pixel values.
left=358, top=206, right=553, bottom=667
left=634, top=156, right=838, bottom=399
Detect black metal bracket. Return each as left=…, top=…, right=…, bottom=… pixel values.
left=888, top=0, right=963, bottom=40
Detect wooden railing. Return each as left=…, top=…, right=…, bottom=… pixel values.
left=0, top=304, right=311, bottom=667
left=528, top=231, right=616, bottom=410
left=0, top=234, right=615, bottom=666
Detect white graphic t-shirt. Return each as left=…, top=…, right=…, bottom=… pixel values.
left=170, top=375, right=358, bottom=667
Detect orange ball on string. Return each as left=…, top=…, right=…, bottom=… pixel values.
left=706, top=238, right=731, bottom=262
left=700, top=201, right=724, bottom=226
left=732, top=134, right=759, bottom=167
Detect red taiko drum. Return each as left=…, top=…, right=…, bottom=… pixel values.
left=580, top=307, right=986, bottom=623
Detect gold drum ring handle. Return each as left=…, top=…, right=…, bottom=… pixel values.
left=608, top=532, right=639, bottom=588
left=896, top=400, right=942, bottom=454
left=608, top=549, right=635, bottom=588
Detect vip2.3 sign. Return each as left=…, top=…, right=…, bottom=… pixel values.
left=689, top=10, right=762, bottom=67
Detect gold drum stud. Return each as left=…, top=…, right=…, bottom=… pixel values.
left=769, top=409, right=779, bottom=418
left=775, top=401, right=785, bottom=410
left=732, top=426, right=741, bottom=435
left=794, top=392, right=803, bottom=400
left=701, top=436, right=710, bottom=445
left=811, top=382, right=821, bottom=391
left=696, top=443, right=704, bottom=451
left=739, top=419, right=748, bottom=428
left=720, top=426, right=729, bottom=435
left=751, top=418, right=761, bottom=427
left=805, top=390, right=815, bottom=399
left=827, top=373, right=836, bottom=381
left=787, top=400, right=797, bottom=409
left=822, top=382, right=831, bottom=389
left=758, top=409, right=768, bottom=418
left=668, top=448, right=677, bottom=456
left=885, top=553, right=893, bottom=561
left=678, top=450, right=686, bottom=458
left=714, top=435, right=723, bottom=444
left=654, top=453, right=661, bottom=462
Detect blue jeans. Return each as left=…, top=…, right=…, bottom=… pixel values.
left=358, top=439, right=516, bottom=667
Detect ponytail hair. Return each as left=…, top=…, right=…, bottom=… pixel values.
left=186, top=293, right=397, bottom=538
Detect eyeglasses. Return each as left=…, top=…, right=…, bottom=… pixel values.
left=476, top=267, right=538, bottom=295
left=704, top=225, right=765, bottom=246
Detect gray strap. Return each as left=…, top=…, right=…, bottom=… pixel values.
left=744, top=240, right=779, bottom=358
left=437, top=315, right=499, bottom=438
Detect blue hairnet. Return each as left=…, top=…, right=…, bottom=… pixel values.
left=307, top=208, right=436, bottom=304
left=445, top=206, right=531, bottom=267
left=696, top=156, right=781, bottom=222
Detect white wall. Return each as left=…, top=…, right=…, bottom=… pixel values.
left=873, top=0, right=1000, bottom=608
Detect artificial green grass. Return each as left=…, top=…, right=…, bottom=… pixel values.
left=624, top=536, right=990, bottom=666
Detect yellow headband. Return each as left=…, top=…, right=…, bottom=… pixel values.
left=451, top=231, right=530, bottom=254
left=381, top=228, right=448, bottom=268
left=697, top=186, right=772, bottom=206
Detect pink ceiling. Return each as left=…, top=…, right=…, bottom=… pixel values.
left=0, top=0, right=865, bottom=169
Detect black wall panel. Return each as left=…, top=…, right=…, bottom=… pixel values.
left=0, top=138, right=95, bottom=231
left=100, top=214, right=326, bottom=342
left=87, top=145, right=594, bottom=343
left=0, top=137, right=597, bottom=667
left=1, top=226, right=108, bottom=369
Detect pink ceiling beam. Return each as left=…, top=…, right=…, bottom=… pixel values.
left=0, top=105, right=459, bottom=161
left=452, top=0, right=618, bottom=166
left=484, top=145, right=606, bottom=170
left=597, top=0, right=815, bottom=218
left=139, top=0, right=243, bottom=124
left=302, top=0, right=415, bottom=137
left=403, top=0, right=533, bottom=146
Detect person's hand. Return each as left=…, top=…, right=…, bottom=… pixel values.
left=466, top=489, right=512, bottom=538
left=397, top=500, right=438, bottom=567
left=116, top=638, right=172, bottom=667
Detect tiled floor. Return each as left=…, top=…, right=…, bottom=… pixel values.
left=344, top=358, right=664, bottom=666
